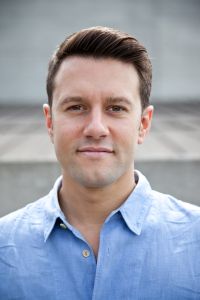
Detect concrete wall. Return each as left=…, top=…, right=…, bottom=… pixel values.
left=1, top=161, right=199, bottom=217
left=0, top=0, right=200, bottom=105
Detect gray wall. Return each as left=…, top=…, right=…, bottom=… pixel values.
left=0, top=0, right=200, bottom=105
left=1, top=160, right=200, bottom=217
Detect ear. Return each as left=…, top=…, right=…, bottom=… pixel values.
left=138, top=105, right=154, bottom=145
left=43, top=104, right=54, bottom=143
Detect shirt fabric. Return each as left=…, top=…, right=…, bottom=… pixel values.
left=0, top=170, right=200, bottom=300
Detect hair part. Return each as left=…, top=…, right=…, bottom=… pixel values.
left=46, top=26, right=152, bottom=110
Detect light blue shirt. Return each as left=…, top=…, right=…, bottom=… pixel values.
left=0, top=171, right=200, bottom=299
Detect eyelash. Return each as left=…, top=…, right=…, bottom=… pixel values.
left=66, top=105, right=127, bottom=113
left=67, top=104, right=86, bottom=111
left=107, top=105, right=127, bottom=112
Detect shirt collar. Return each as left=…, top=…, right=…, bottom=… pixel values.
left=43, top=170, right=153, bottom=241
left=119, top=170, right=153, bottom=235
left=43, top=176, right=66, bottom=242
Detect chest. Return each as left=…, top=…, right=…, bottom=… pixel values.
left=4, top=222, right=200, bottom=300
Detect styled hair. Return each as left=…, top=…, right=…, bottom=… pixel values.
left=46, top=26, right=152, bottom=110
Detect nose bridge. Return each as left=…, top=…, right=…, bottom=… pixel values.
left=83, top=105, right=108, bottom=138
left=91, top=105, right=103, bottom=124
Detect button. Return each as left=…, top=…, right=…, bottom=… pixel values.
left=59, top=223, right=67, bottom=230
left=82, top=249, right=90, bottom=258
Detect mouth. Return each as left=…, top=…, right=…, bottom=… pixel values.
left=78, top=146, right=113, bottom=153
left=77, top=146, right=114, bottom=158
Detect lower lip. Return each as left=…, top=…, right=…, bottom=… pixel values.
left=78, top=151, right=113, bottom=159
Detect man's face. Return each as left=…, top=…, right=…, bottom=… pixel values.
left=44, top=57, right=153, bottom=188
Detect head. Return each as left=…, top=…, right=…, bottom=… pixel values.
left=44, top=27, right=153, bottom=189
left=46, top=26, right=152, bottom=111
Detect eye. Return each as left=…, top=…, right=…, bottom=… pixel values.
left=67, top=104, right=86, bottom=111
left=107, top=105, right=127, bottom=112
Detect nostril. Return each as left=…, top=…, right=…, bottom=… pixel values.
left=83, top=121, right=109, bottom=139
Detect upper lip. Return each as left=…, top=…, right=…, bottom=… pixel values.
left=77, top=146, right=113, bottom=153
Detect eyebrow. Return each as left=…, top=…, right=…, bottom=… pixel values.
left=59, top=96, right=133, bottom=107
left=59, top=96, right=84, bottom=106
left=105, top=97, right=133, bottom=107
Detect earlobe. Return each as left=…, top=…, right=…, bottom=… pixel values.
left=43, top=104, right=54, bottom=143
left=138, top=105, right=154, bottom=145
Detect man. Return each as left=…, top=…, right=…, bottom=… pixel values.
left=0, top=26, right=200, bottom=299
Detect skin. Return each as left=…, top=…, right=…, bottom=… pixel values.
left=44, top=56, right=153, bottom=257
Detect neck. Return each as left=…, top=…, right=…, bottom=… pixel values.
left=58, top=170, right=136, bottom=227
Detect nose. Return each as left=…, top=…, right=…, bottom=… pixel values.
left=83, top=108, right=109, bottom=139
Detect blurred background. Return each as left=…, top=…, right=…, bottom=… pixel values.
left=0, top=0, right=200, bottom=216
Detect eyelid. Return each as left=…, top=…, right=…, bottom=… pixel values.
left=67, top=104, right=86, bottom=110
left=107, top=105, right=128, bottom=112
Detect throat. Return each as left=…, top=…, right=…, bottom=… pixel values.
left=75, top=222, right=102, bottom=259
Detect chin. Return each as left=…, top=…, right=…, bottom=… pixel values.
left=65, top=162, right=132, bottom=188
left=73, top=169, right=125, bottom=189
left=77, top=176, right=112, bottom=188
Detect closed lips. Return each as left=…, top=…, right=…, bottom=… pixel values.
left=77, top=147, right=113, bottom=153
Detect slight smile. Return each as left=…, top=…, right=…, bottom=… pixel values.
left=77, top=147, right=114, bottom=159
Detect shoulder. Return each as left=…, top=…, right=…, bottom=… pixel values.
left=0, top=195, right=48, bottom=245
left=136, top=170, right=200, bottom=222
left=0, top=195, right=52, bottom=296
left=148, top=189, right=200, bottom=236
left=151, top=189, right=200, bottom=217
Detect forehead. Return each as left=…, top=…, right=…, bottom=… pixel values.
left=55, top=55, right=139, bottom=80
left=53, top=56, right=140, bottom=102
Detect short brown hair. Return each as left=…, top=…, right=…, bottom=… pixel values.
left=46, top=26, right=152, bottom=110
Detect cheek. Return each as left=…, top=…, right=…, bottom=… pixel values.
left=52, top=120, right=83, bottom=150
left=54, top=117, right=77, bottom=135
left=113, top=124, right=139, bottom=152
left=118, top=119, right=139, bottom=140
